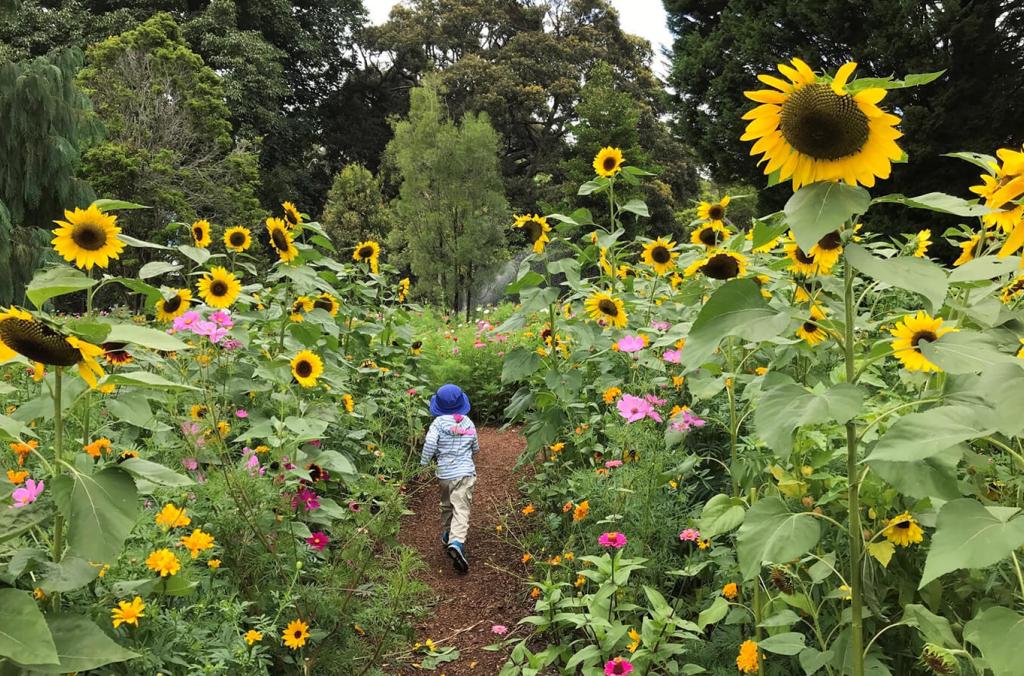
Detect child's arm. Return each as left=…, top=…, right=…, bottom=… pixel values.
left=471, top=422, right=480, bottom=455
left=420, top=420, right=439, bottom=467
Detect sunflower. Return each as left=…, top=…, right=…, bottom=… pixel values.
left=1000, top=275, right=1024, bottom=304
left=641, top=237, right=679, bottom=275
left=808, top=231, right=843, bottom=272
left=197, top=267, right=241, bottom=309
left=190, top=404, right=208, bottom=420
left=683, top=250, right=748, bottom=280
left=513, top=214, right=552, bottom=254
left=913, top=229, right=932, bottom=258
left=953, top=233, right=982, bottom=267
left=155, top=289, right=193, bottom=322
left=290, top=296, right=314, bottom=322
left=353, top=240, right=381, bottom=273
left=0, top=308, right=106, bottom=388
left=697, top=196, right=731, bottom=223
left=51, top=204, right=125, bottom=270
left=282, top=201, right=303, bottom=229
left=890, top=311, right=956, bottom=372
left=882, top=511, right=924, bottom=547
left=584, top=290, right=628, bottom=330
left=397, top=278, right=410, bottom=303
left=223, top=226, right=251, bottom=253
left=742, top=59, right=903, bottom=189
left=784, top=238, right=820, bottom=276
left=796, top=306, right=828, bottom=345
left=282, top=619, right=310, bottom=650
left=102, top=342, right=132, bottom=366
left=411, top=340, right=422, bottom=356
left=190, top=220, right=212, bottom=248
left=291, top=350, right=323, bottom=388
left=969, top=146, right=1024, bottom=211
left=690, top=221, right=731, bottom=248
left=266, top=218, right=299, bottom=263
left=312, top=292, right=339, bottom=316
left=997, top=205, right=1024, bottom=257
left=593, top=147, right=624, bottom=178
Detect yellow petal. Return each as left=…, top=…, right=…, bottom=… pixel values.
left=831, top=62, right=857, bottom=94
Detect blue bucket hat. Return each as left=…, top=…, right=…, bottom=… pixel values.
left=429, top=383, right=471, bottom=416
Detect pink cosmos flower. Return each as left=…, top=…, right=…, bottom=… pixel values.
left=306, top=531, right=330, bottom=551
left=670, top=409, right=707, bottom=433
left=605, top=657, right=634, bottom=675
left=650, top=320, right=671, bottom=331
left=598, top=532, right=627, bottom=549
left=662, top=349, right=682, bottom=364
left=292, top=488, right=320, bottom=512
left=308, top=439, right=322, bottom=448
left=617, top=394, right=652, bottom=423
left=192, top=320, right=228, bottom=344
left=679, top=528, right=701, bottom=542
left=235, top=408, right=248, bottom=418
left=406, top=388, right=418, bottom=396
left=209, top=310, right=234, bottom=328
left=11, top=479, right=44, bottom=508
left=245, top=454, right=260, bottom=470
left=452, top=347, right=460, bottom=355
left=644, top=394, right=666, bottom=407
left=222, top=339, right=242, bottom=350
left=491, top=624, right=508, bottom=635
left=473, top=341, right=486, bottom=348
left=182, top=457, right=199, bottom=471
left=604, top=460, right=623, bottom=469
left=615, top=335, right=645, bottom=353
left=172, top=311, right=201, bottom=332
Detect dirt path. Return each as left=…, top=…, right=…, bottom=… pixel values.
left=394, top=427, right=530, bottom=674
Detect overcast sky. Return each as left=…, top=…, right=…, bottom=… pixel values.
left=362, top=0, right=674, bottom=77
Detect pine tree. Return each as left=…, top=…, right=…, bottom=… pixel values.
left=321, top=163, right=392, bottom=251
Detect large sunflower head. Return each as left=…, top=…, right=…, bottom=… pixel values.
left=742, top=59, right=903, bottom=189
left=783, top=235, right=820, bottom=277
left=353, top=240, right=381, bottom=274
left=155, top=289, right=192, bottom=322
left=583, top=290, right=628, bottom=330
left=697, top=196, right=731, bottom=223
left=290, top=350, right=323, bottom=388
left=513, top=214, right=552, bottom=254
left=266, top=218, right=299, bottom=263
left=808, top=230, right=843, bottom=273
left=684, top=250, right=748, bottom=280
left=51, top=204, right=125, bottom=270
left=889, top=311, right=956, bottom=372
left=593, top=147, right=624, bottom=178
left=190, top=220, right=212, bottom=248
left=1000, top=275, right=1024, bottom=304
left=290, top=296, right=314, bottom=322
left=795, top=305, right=828, bottom=345
left=0, top=308, right=106, bottom=387
left=690, top=221, right=732, bottom=248
left=282, top=201, right=303, bottom=229
left=641, top=237, right=679, bottom=275
left=953, top=233, right=982, bottom=267
left=970, top=146, right=1024, bottom=211
left=313, top=292, right=339, bottom=316
left=197, top=267, right=241, bottom=309
left=882, top=511, right=924, bottom=547
left=223, top=226, right=251, bottom=253
left=102, top=342, right=133, bottom=365
left=912, top=229, right=932, bottom=258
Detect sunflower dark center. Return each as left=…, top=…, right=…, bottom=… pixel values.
left=163, top=294, right=183, bottom=313
left=271, top=229, right=289, bottom=251
left=0, top=319, right=80, bottom=365
left=803, top=321, right=817, bottom=332
left=524, top=221, right=542, bottom=242
left=295, top=360, right=313, bottom=378
left=71, top=223, right=107, bottom=251
left=411, top=341, right=422, bottom=350
left=794, top=247, right=815, bottom=264
left=210, top=280, right=228, bottom=296
left=603, top=156, right=617, bottom=171
left=229, top=231, right=246, bottom=246
left=193, top=226, right=205, bottom=241
left=294, top=630, right=302, bottom=638
left=910, top=331, right=937, bottom=349
left=313, top=297, right=333, bottom=311
left=703, top=254, right=740, bottom=280
left=780, top=83, right=870, bottom=160
left=651, top=245, right=672, bottom=264
left=817, top=231, right=842, bottom=251
left=597, top=299, right=619, bottom=317
left=698, top=227, right=721, bottom=246
left=357, top=246, right=374, bottom=259
left=708, top=204, right=725, bottom=221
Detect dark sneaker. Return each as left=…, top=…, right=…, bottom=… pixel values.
left=446, top=541, right=469, bottom=574
left=441, top=530, right=449, bottom=549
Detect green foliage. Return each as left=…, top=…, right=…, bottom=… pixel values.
left=321, top=163, right=391, bottom=251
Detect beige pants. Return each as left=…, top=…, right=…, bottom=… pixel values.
left=439, top=476, right=476, bottom=543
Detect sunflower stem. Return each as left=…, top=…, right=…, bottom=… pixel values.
left=1012, top=551, right=1024, bottom=608
left=842, top=251, right=865, bottom=676
left=50, top=368, right=65, bottom=610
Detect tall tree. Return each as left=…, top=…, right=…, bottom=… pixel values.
left=386, top=77, right=507, bottom=315
left=321, top=163, right=391, bottom=250
left=664, top=0, right=1024, bottom=229
left=0, top=48, right=98, bottom=303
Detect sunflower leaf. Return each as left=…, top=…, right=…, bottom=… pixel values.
left=872, top=192, right=993, bottom=217
left=865, top=405, right=993, bottom=463
left=844, top=243, right=948, bottom=313
left=736, top=497, right=820, bottom=580
left=50, top=467, right=138, bottom=565
left=943, top=151, right=999, bottom=173
left=918, top=331, right=1021, bottom=374
left=26, top=266, right=97, bottom=308
left=92, top=199, right=149, bottom=212
left=754, top=383, right=863, bottom=461
left=0, top=589, right=59, bottom=665
left=105, top=324, right=190, bottom=352
left=964, top=606, right=1024, bottom=676
left=784, top=182, right=870, bottom=252
left=920, top=499, right=1024, bottom=588
left=22, top=614, right=139, bottom=673
left=846, top=70, right=945, bottom=92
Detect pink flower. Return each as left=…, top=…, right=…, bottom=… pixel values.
left=650, top=320, right=671, bottom=331
left=235, top=408, right=248, bottom=418
left=292, top=488, right=320, bottom=512
left=644, top=394, right=666, bottom=407
left=491, top=624, right=508, bottom=635
left=452, top=347, right=460, bottom=355
left=604, top=460, right=623, bottom=469
left=598, top=532, right=627, bottom=549
left=406, top=388, right=418, bottom=396
left=615, top=335, right=645, bottom=353
left=604, top=657, right=634, bottom=675
left=245, top=455, right=260, bottom=469
left=348, top=500, right=361, bottom=512
left=172, top=311, right=201, bottom=332
left=670, top=409, right=707, bottom=433
left=192, top=320, right=228, bottom=344
left=308, top=439, right=322, bottom=448
left=679, top=528, right=701, bottom=542
left=222, top=339, right=242, bottom=350
left=11, top=479, right=44, bottom=508
left=210, top=310, right=234, bottom=328
left=617, top=394, right=651, bottom=423
left=473, top=341, right=486, bottom=348
left=306, top=531, right=330, bottom=551
left=662, top=349, right=682, bottom=364
left=182, top=457, right=199, bottom=471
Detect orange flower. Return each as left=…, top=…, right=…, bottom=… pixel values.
left=83, top=438, right=112, bottom=458
left=6, top=469, right=28, bottom=485
left=521, top=553, right=533, bottom=564
left=574, top=575, right=585, bottom=588
left=521, top=503, right=535, bottom=516
left=562, top=501, right=574, bottom=513
left=573, top=500, right=590, bottom=522
left=530, top=587, right=541, bottom=599
left=723, top=582, right=738, bottom=599
left=10, top=439, right=38, bottom=466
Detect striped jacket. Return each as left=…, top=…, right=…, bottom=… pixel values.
left=420, top=414, right=479, bottom=480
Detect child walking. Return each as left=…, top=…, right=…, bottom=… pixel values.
left=420, top=384, right=478, bottom=573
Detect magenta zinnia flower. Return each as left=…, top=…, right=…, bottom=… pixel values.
left=604, top=460, right=623, bottom=469
left=305, top=531, right=330, bottom=551
left=11, top=479, right=44, bottom=508
left=615, top=335, right=645, bottom=353
left=679, top=528, right=700, bottom=542
left=604, top=657, right=634, bottom=675
left=292, top=488, right=320, bottom=512
left=598, top=532, right=627, bottom=549
left=491, top=624, right=508, bottom=635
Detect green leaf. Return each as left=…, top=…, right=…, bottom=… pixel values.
left=751, top=219, right=788, bottom=250
left=754, top=384, right=863, bottom=460
left=119, top=458, right=194, bottom=487
left=102, top=371, right=199, bottom=391
left=758, top=632, right=806, bottom=655
left=619, top=199, right=649, bottom=217
left=0, top=414, right=35, bottom=443
left=736, top=497, right=820, bottom=580
left=920, top=499, right=1024, bottom=588
left=104, top=324, right=189, bottom=351
left=872, top=192, right=992, bottom=217
left=0, top=502, right=48, bottom=544
left=26, top=266, right=97, bottom=308
left=697, top=596, right=729, bottom=630
left=943, top=151, right=998, bottom=173
left=547, top=258, right=581, bottom=286
left=502, top=347, right=542, bottom=383
left=759, top=610, right=800, bottom=628
left=92, top=199, right=148, bottom=212
left=137, top=261, right=181, bottom=279
left=964, top=606, right=1024, bottom=676
left=39, top=557, right=99, bottom=593
left=918, top=331, right=1021, bottom=374
left=948, top=255, right=1021, bottom=282
left=683, top=279, right=790, bottom=369
left=844, top=243, right=948, bottom=313
left=799, top=646, right=833, bottom=675
left=51, top=467, right=138, bottom=564
left=696, top=494, right=746, bottom=538
left=865, top=405, right=992, bottom=462
left=784, top=182, right=870, bottom=252
left=505, top=269, right=544, bottom=295
left=177, top=244, right=211, bottom=266
left=312, top=450, right=357, bottom=477
left=578, top=180, right=605, bottom=196
left=24, top=614, right=139, bottom=673
left=846, top=71, right=945, bottom=92
left=869, top=446, right=962, bottom=500
left=902, top=604, right=958, bottom=648
left=0, top=589, right=58, bottom=665
left=119, top=234, right=168, bottom=250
